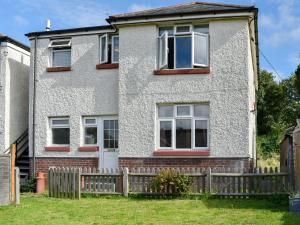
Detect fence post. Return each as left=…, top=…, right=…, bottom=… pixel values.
left=207, top=167, right=211, bottom=194
left=10, top=144, right=16, bottom=203
left=15, top=167, right=20, bottom=205
left=123, top=168, right=129, bottom=197
left=77, top=168, right=81, bottom=200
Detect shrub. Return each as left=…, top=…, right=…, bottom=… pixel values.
left=20, top=178, right=37, bottom=193
left=151, top=169, right=192, bottom=196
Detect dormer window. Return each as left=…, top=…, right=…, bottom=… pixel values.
left=49, top=39, right=71, bottom=68
left=99, top=35, right=119, bottom=64
left=158, top=25, right=209, bottom=70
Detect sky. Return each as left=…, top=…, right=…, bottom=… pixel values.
left=0, top=0, right=299, bottom=80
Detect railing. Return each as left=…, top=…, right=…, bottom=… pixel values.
left=48, top=167, right=291, bottom=199
left=3, top=129, right=28, bottom=157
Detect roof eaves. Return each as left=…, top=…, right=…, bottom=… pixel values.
left=0, top=35, right=30, bottom=52
left=25, top=25, right=113, bottom=37
left=107, top=7, right=258, bottom=23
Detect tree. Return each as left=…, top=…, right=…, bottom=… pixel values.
left=294, top=64, right=300, bottom=96
left=257, top=70, right=285, bottom=135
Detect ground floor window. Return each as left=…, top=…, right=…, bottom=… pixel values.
left=82, top=117, right=118, bottom=149
left=158, top=104, right=209, bottom=149
left=49, top=117, right=70, bottom=145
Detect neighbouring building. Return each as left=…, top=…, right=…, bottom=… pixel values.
left=0, top=34, right=30, bottom=178
left=25, top=2, right=259, bottom=176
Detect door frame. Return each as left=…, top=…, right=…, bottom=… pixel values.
left=97, top=116, right=119, bottom=169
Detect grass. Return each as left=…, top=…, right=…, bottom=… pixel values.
left=0, top=194, right=300, bottom=225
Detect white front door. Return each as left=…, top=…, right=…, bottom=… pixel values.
left=99, top=118, right=119, bottom=170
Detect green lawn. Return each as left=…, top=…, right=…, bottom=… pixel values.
left=0, top=194, right=300, bottom=225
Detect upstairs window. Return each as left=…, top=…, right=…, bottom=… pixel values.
left=158, top=25, right=209, bottom=69
left=49, top=118, right=70, bottom=145
left=99, top=35, right=119, bottom=64
left=49, top=39, right=71, bottom=67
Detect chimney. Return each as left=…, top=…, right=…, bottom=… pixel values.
left=46, top=19, right=51, bottom=31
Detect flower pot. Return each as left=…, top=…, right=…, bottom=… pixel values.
left=289, top=196, right=300, bottom=212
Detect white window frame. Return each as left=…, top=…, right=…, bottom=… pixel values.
left=52, top=48, right=71, bottom=67
left=99, top=34, right=108, bottom=64
left=192, top=32, right=209, bottom=67
left=157, top=105, right=209, bottom=150
left=102, top=117, right=119, bottom=150
left=111, top=35, right=119, bottom=63
left=48, top=39, right=71, bottom=48
left=175, top=25, right=192, bottom=35
left=158, top=31, right=168, bottom=69
left=158, top=25, right=209, bottom=69
left=49, top=117, right=70, bottom=146
left=158, top=119, right=174, bottom=150
left=83, top=117, right=98, bottom=146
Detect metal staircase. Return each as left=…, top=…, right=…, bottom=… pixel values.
left=5, top=130, right=29, bottom=180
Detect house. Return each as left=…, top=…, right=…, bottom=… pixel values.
left=0, top=34, right=30, bottom=177
left=25, top=2, right=259, bottom=177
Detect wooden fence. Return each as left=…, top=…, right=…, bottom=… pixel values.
left=48, top=167, right=290, bottom=199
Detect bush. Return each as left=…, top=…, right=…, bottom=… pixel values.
left=151, top=169, right=192, bottom=196
left=257, top=134, right=280, bottom=158
left=20, top=178, right=37, bottom=193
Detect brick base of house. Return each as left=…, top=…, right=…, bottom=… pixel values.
left=29, top=157, right=253, bottom=178
left=118, top=157, right=254, bottom=171
left=29, top=157, right=99, bottom=178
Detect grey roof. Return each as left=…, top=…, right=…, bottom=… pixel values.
left=0, top=34, right=30, bottom=51
left=108, top=2, right=257, bottom=21
left=25, top=25, right=113, bottom=38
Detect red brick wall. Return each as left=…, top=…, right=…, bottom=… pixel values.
left=30, top=157, right=98, bottom=176
left=119, top=157, right=253, bottom=171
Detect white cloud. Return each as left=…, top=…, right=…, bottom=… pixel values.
left=128, top=3, right=151, bottom=12
left=14, top=15, right=29, bottom=26
left=260, top=0, right=300, bottom=47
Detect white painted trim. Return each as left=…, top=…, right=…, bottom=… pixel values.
left=111, top=35, right=119, bottom=63
left=110, top=12, right=254, bottom=25
left=51, top=48, right=71, bottom=67
left=99, top=34, right=108, bottom=64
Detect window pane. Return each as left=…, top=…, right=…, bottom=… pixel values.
left=176, top=36, right=192, bottom=68
left=177, top=106, right=190, bottom=116
left=52, top=119, right=69, bottom=126
left=52, top=128, right=70, bottom=145
left=85, top=118, right=96, bottom=125
left=84, top=127, right=97, bottom=145
left=194, top=25, right=209, bottom=34
left=176, top=26, right=190, bottom=33
left=159, top=27, right=174, bottom=36
left=103, top=120, right=118, bottom=149
left=100, top=35, right=107, bottom=62
left=176, top=119, right=191, bottom=148
left=194, top=105, right=209, bottom=117
left=195, top=120, right=208, bottom=147
left=194, top=33, right=208, bottom=66
left=112, top=36, right=119, bottom=62
left=158, top=106, right=173, bottom=117
left=53, top=50, right=71, bottom=67
left=160, top=121, right=172, bottom=147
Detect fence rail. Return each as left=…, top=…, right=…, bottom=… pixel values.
left=48, top=167, right=290, bottom=199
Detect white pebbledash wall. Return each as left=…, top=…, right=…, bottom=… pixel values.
left=0, top=42, right=30, bottom=152
left=29, top=34, right=119, bottom=158
left=30, top=18, right=256, bottom=160
left=118, top=19, right=256, bottom=158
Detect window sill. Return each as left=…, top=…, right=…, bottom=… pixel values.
left=47, top=67, right=71, bottom=72
left=153, top=150, right=210, bottom=156
left=96, top=63, right=119, bottom=70
left=45, top=146, right=71, bottom=152
left=154, top=68, right=210, bottom=75
left=78, top=146, right=99, bottom=152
